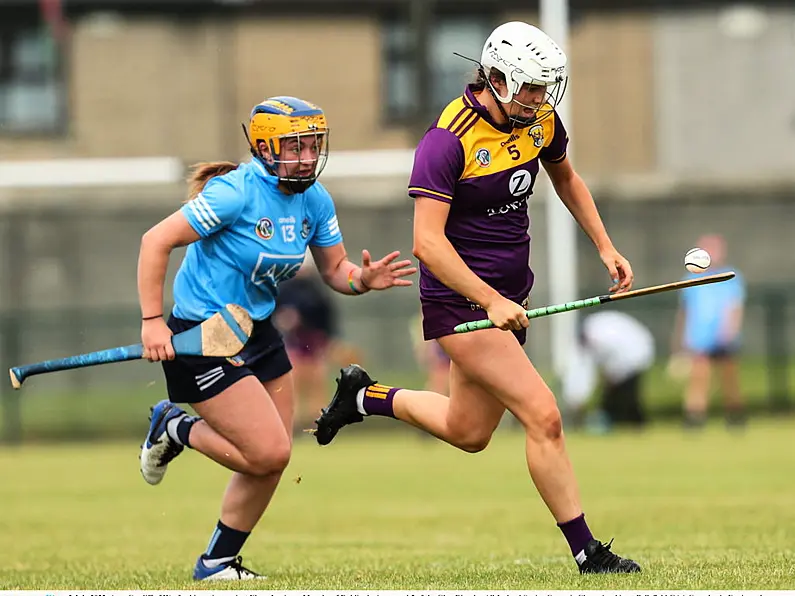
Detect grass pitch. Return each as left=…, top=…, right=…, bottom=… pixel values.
left=1, top=417, right=793, bottom=589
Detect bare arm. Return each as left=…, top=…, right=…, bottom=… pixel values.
left=542, top=156, right=613, bottom=252
left=309, top=243, right=365, bottom=295
left=542, top=156, right=634, bottom=292
left=411, top=197, right=501, bottom=308
left=138, top=211, right=201, bottom=318
left=309, top=243, right=416, bottom=296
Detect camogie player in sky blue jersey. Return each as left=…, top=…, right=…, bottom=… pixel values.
left=314, top=22, right=641, bottom=574
left=136, top=96, right=415, bottom=580
left=671, top=234, right=747, bottom=428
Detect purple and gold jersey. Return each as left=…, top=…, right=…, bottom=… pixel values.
left=408, top=84, right=568, bottom=305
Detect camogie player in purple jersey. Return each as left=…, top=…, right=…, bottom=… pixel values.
left=314, top=22, right=640, bottom=574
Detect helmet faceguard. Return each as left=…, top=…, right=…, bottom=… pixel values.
left=245, top=97, right=330, bottom=193
left=261, top=127, right=329, bottom=194
left=486, top=75, right=567, bottom=128
left=477, top=22, right=568, bottom=128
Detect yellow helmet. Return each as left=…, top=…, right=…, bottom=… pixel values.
left=245, top=96, right=329, bottom=193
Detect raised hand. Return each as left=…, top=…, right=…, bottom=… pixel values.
left=359, top=249, right=417, bottom=291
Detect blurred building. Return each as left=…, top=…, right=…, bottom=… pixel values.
left=1, top=0, right=792, bottom=184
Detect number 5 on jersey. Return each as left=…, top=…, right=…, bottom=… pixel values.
left=507, top=143, right=521, bottom=160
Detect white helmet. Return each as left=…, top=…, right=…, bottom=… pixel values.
left=480, top=22, right=568, bottom=123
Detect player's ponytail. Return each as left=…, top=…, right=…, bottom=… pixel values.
left=185, top=161, right=239, bottom=201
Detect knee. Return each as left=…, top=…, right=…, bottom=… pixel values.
left=537, top=406, right=564, bottom=441
left=452, top=428, right=493, bottom=454
left=521, top=391, right=564, bottom=443
left=245, top=440, right=292, bottom=477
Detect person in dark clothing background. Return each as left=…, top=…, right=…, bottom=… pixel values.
left=274, top=252, right=340, bottom=432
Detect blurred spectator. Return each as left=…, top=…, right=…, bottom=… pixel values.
left=562, top=311, right=655, bottom=432
left=670, top=234, right=747, bottom=429
left=274, top=253, right=339, bottom=432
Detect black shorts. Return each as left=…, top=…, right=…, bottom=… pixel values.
left=161, top=314, right=293, bottom=404
left=705, top=345, right=740, bottom=360
left=602, top=372, right=645, bottom=425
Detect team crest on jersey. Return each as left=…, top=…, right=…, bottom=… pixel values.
left=255, top=217, right=274, bottom=240
left=301, top=217, right=310, bottom=239
left=226, top=355, right=246, bottom=367
left=528, top=125, right=545, bottom=148
left=475, top=148, right=491, bottom=168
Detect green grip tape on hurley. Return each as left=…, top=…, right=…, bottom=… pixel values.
left=453, top=296, right=604, bottom=334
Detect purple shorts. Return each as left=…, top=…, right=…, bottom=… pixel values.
left=420, top=296, right=530, bottom=346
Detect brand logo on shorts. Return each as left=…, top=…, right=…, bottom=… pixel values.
left=528, top=124, right=544, bottom=148
left=255, top=217, right=274, bottom=240
left=195, top=366, right=226, bottom=391
left=301, top=217, right=310, bottom=239
left=475, top=148, right=491, bottom=167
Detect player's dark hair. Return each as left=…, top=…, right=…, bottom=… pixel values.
left=472, top=67, right=546, bottom=94
left=186, top=161, right=239, bottom=201
left=471, top=67, right=506, bottom=91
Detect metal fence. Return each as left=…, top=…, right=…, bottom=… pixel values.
left=1, top=189, right=793, bottom=442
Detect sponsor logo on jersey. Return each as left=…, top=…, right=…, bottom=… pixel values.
left=509, top=169, right=533, bottom=197
left=500, top=133, right=521, bottom=147
left=486, top=197, right=528, bottom=217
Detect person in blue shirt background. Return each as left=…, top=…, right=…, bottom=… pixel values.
left=135, top=96, right=416, bottom=580
left=671, top=234, right=746, bottom=429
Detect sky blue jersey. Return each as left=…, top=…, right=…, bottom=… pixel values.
left=681, top=267, right=746, bottom=352
left=172, top=159, right=342, bottom=321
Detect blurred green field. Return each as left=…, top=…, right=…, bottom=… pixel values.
left=3, top=357, right=792, bottom=441
left=1, top=417, right=793, bottom=589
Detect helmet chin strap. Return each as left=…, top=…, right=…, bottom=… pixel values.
left=510, top=113, right=537, bottom=128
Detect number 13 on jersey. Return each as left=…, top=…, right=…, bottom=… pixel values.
left=281, top=224, right=295, bottom=242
